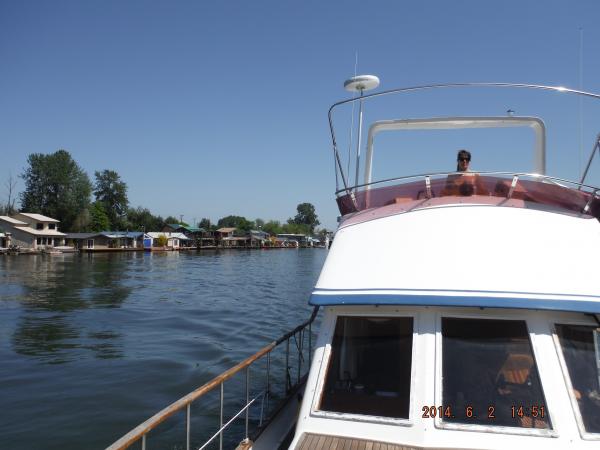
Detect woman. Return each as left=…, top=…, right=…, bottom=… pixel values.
left=442, top=149, right=488, bottom=196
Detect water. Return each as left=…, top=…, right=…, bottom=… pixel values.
left=0, top=249, right=327, bottom=449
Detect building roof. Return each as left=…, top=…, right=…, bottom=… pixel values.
left=216, top=227, right=236, bottom=233
left=15, top=212, right=60, bottom=223
left=65, top=232, right=98, bottom=239
left=65, top=231, right=144, bottom=239
left=167, top=224, right=204, bottom=233
left=146, top=232, right=190, bottom=240
left=0, top=216, right=28, bottom=225
left=100, top=231, right=144, bottom=239
left=12, top=227, right=66, bottom=236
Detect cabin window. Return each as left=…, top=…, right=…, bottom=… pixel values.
left=36, top=223, right=43, bottom=230
left=441, top=318, right=551, bottom=429
left=48, top=223, right=56, bottom=230
left=556, top=324, right=600, bottom=434
left=319, top=316, right=413, bottom=419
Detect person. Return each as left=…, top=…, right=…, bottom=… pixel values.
left=442, top=149, right=488, bottom=196
left=456, top=149, right=471, bottom=172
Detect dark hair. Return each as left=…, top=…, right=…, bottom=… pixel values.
left=456, top=149, right=471, bottom=171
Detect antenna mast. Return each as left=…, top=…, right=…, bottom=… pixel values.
left=343, top=75, right=380, bottom=190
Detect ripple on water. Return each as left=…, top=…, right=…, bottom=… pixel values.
left=0, top=249, right=327, bottom=450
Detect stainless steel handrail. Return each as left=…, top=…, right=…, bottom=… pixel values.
left=580, top=133, right=600, bottom=186
left=106, top=306, right=320, bottom=450
left=327, top=83, right=600, bottom=195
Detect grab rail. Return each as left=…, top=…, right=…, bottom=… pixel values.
left=106, top=306, right=320, bottom=450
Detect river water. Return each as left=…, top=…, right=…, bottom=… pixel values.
left=0, top=249, right=327, bottom=449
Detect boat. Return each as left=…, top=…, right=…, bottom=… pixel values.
left=106, top=81, right=600, bottom=450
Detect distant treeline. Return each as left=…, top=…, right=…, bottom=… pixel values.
left=0, top=149, right=325, bottom=235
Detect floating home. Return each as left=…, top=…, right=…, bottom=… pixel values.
left=65, top=231, right=145, bottom=251
left=0, top=213, right=66, bottom=251
left=144, top=232, right=192, bottom=250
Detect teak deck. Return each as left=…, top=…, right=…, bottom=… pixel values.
left=293, top=433, right=441, bottom=450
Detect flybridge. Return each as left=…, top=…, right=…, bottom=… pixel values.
left=328, top=82, right=600, bottom=219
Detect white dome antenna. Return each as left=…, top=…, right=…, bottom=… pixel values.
left=344, top=75, right=380, bottom=93
left=343, top=75, right=380, bottom=189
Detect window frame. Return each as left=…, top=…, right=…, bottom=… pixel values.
left=552, top=317, right=600, bottom=441
left=310, top=310, right=418, bottom=427
left=434, top=311, right=557, bottom=437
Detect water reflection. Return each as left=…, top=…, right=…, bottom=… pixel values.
left=5, top=253, right=133, bottom=362
left=12, top=316, right=79, bottom=363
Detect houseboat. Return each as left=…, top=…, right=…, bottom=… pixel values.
left=0, top=213, right=67, bottom=252
left=107, top=81, right=600, bottom=450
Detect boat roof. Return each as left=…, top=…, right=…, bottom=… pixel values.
left=312, top=203, right=600, bottom=313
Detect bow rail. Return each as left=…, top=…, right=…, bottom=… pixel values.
left=106, top=306, right=320, bottom=450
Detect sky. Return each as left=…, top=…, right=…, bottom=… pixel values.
left=1, top=0, right=600, bottom=230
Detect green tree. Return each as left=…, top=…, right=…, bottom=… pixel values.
left=72, top=208, right=91, bottom=232
left=199, top=218, right=212, bottom=230
left=20, top=149, right=92, bottom=231
left=262, top=220, right=282, bottom=236
left=89, top=201, right=110, bottom=231
left=94, top=170, right=129, bottom=230
left=217, top=215, right=254, bottom=232
left=317, top=228, right=331, bottom=239
left=156, top=234, right=168, bottom=247
left=164, top=216, right=180, bottom=224
left=126, top=207, right=164, bottom=232
left=282, top=221, right=310, bottom=234
left=290, top=203, right=320, bottom=233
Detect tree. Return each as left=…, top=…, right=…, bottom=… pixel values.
left=164, top=216, right=177, bottom=224
left=262, top=220, right=282, bottom=236
left=72, top=208, right=91, bottom=232
left=217, top=215, right=254, bottom=232
left=199, top=218, right=212, bottom=230
left=290, top=203, right=320, bottom=233
left=126, top=207, right=164, bottom=232
left=156, top=234, right=168, bottom=247
left=89, top=201, right=110, bottom=231
left=2, top=172, right=18, bottom=215
left=282, top=221, right=310, bottom=234
left=317, top=228, right=331, bottom=239
left=94, top=170, right=129, bottom=230
left=20, top=149, right=92, bottom=231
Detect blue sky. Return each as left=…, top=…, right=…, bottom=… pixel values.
left=1, top=0, right=600, bottom=229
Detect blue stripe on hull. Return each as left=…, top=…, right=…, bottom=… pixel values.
left=309, top=293, right=600, bottom=313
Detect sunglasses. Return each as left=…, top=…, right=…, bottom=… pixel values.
left=458, top=157, right=470, bottom=162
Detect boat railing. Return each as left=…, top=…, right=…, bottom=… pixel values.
left=327, top=83, right=600, bottom=196
left=335, top=171, right=600, bottom=219
left=106, top=306, right=320, bottom=450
